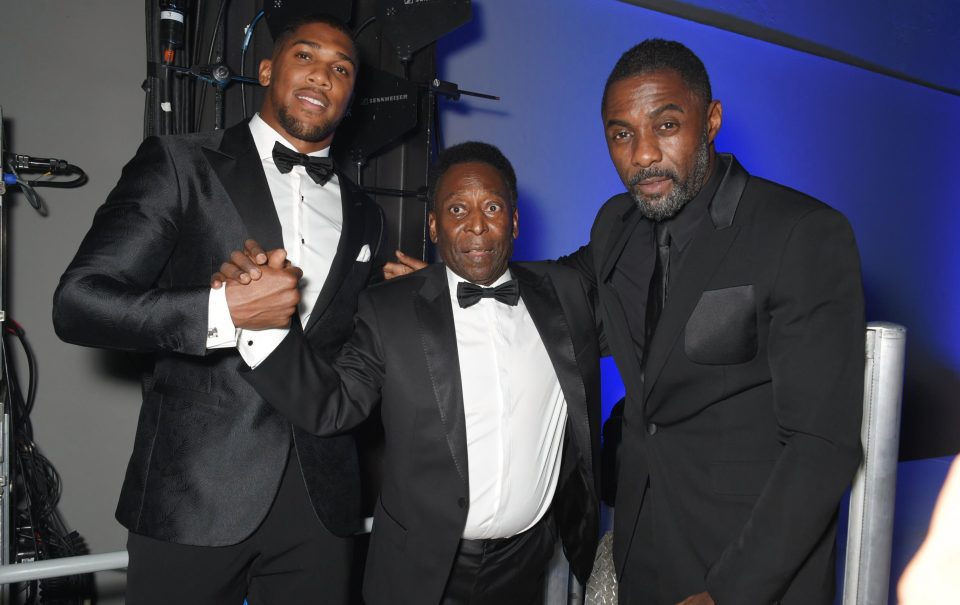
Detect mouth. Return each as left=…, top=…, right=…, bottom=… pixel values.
left=461, top=247, right=495, bottom=262
left=295, top=90, right=329, bottom=110
left=634, top=177, right=671, bottom=195
left=628, top=169, right=677, bottom=199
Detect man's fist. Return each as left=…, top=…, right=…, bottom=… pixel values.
left=221, top=248, right=303, bottom=330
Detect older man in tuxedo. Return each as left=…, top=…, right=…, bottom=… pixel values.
left=53, top=14, right=383, bottom=604
left=220, top=142, right=602, bottom=605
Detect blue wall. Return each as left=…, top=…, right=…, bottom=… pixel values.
left=436, top=0, right=960, bottom=458
left=657, top=0, right=960, bottom=92
left=436, top=0, right=959, bottom=599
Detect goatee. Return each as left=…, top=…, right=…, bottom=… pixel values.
left=629, top=131, right=710, bottom=222
left=277, top=107, right=337, bottom=144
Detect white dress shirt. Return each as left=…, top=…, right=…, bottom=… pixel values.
left=207, top=114, right=343, bottom=366
left=446, top=267, right=568, bottom=539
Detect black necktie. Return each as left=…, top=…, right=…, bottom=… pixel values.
left=457, top=280, right=520, bottom=308
left=644, top=223, right=671, bottom=350
left=272, top=142, right=334, bottom=185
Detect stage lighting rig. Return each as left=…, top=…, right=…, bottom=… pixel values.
left=377, top=0, right=472, bottom=63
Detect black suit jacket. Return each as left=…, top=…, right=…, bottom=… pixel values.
left=244, top=262, right=602, bottom=605
left=563, top=154, right=864, bottom=604
left=52, top=121, right=384, bottom=544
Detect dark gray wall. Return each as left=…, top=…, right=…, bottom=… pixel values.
left=1, top=1, right=146, bottom=599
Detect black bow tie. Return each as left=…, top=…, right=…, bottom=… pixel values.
left=456, top=280, right=520, bottom=308
left=272, top=142, right=334, bottom=185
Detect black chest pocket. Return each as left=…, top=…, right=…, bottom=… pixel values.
left=684, top=285, right=758, bottom=365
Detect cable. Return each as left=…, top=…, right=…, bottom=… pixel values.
left=354, top=15, right=377, bottom=39
left=3, top=322, right=95, bottom=602
left=195, top=0, right=231, bottom=132
left=240, top=9, right=265, bottom=119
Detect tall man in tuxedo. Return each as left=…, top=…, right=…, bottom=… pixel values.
left=385, top=40, right=865, bottom=605
left=568, top=40, right=865, bottom=604
left=52, top=14, right=383, bottom=604
left=222, top=142, right=602, bottom=605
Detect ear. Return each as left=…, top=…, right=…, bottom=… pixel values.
left=706, top=99, right=722, bottom=144
left=258, top=59, right=273, bottom=87
left=512, top=207, right=519, bottom=240
left=428, top=211, right=438, bottom=243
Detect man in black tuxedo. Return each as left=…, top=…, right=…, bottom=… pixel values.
left=564, top=40, right=865, bottom=604
left=222, top=142, right=601, bottom=605
left=52, top=14, right=383, bottom=604
left=387, top=39, right=865, bottom=605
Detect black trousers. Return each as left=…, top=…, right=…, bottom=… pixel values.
left=440, top=514, right=556, bottom=605
left=126, top=453, right=354, bottom=605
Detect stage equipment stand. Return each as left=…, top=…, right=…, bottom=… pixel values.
left=0, top=106, right=12, bottom=605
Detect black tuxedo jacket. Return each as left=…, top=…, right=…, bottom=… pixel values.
left=563, top=155, right=865, bottom=604
left=244, top=262, right=602, bottom=605
left=52, top=121, right=384, bottom=545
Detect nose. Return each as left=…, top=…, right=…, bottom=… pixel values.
left=306, top=65, right=332, bottom=88
left=464, top=210, right=487, bottom=235
left=631, top=130, right=661, bottom=168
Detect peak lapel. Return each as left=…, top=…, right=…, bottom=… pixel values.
left=414, top=265, right=469, bottom=487
left=304, top=170, right=366, bottom=333
left=202, top=122, right=284, bottom=250
left=512, top=264, right=592, bottom=474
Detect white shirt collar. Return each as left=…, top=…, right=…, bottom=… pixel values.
left=249, top=113, right=331, bottom=161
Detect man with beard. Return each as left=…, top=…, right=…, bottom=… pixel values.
left=387, top=39, right=865, bottom=605
left=569, top=39, right=864, bottom=605
left=53, top=14, right=383, bottom=604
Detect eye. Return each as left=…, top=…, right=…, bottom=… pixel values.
left=449, top=205, right=465, bottom=216
left=295, top=51, right=311, bottom=61
left=610, top=129, right=631, bottom=141
left=333, top=64, right=350, bottom=76
left=486, top=201, right=502, bottom=212
left=659, top=121, right=679, bottom=131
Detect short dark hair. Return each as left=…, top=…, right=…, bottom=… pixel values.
left=273, top=13, right=355, bottom=55
left=428, top=142, right=518, bottom=210
left=602, top=39, right=712, bottom=113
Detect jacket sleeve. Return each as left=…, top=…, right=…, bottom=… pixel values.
left=241, top=290, right=385, bottom=435
left=705, top=207, right=865, bottom=604
left=558, top=241, right=610, bottom=357
left=52, top=136, right=210, bottom=355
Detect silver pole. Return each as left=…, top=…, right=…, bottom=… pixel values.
left=842, top=322, right=907, bottom=605
left=0, top=552, right=129, bottom=585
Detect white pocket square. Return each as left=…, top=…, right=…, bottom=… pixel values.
left=356, top=244, right=372, bottom=262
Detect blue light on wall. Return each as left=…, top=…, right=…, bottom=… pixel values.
left=438, top=0, right=960, bottom=460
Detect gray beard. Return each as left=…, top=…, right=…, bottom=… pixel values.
left=629, top=134, right=710, bottom=222
left=277, top=106, right=337, bottom=144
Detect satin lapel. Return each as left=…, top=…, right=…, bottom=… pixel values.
left=414, top=265, right=469, bottom=487
left=513, top=264, right=592, bottom=473
left=643, top=155, right=749, bottom=412
left=201, top=122, right=284, bottom=249
left=304, top=170, right=365, bottom=333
